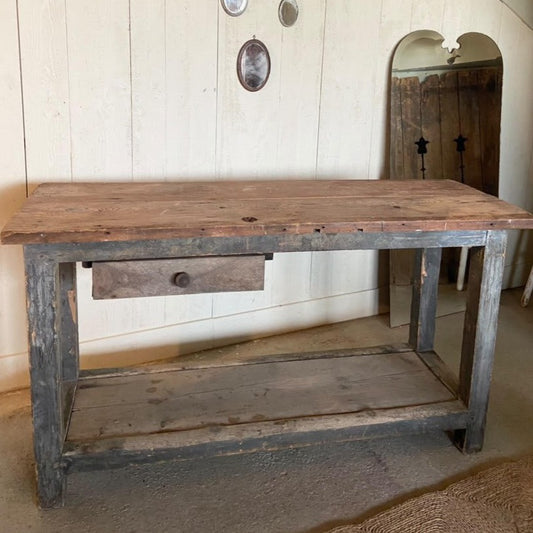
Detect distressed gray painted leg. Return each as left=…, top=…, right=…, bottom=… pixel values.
left=24, top=249, right=66, bottom=508
left=59, top=263, right=79, bottom=435
left=59, top=262, right=78, bottom=381
left=409, top=247, right=442, bottom=352
left=454, top=231, right=507, bottom=453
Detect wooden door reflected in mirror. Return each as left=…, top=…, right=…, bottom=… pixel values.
left=389, top=31, right=503, bottom=327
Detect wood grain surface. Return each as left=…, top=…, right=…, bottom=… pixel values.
left=92, top=256, right=265, bottom=299
left=2, top=179, right=533, bottom=245
left=63, top=400, right=469, bottom=473
left=67, top=349, right=455, bottom=442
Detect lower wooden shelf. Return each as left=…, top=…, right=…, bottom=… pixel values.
left=62, top=345, right=468, bottom=472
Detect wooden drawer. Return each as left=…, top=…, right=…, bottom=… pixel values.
left=92, top=256, right=265, bottom=299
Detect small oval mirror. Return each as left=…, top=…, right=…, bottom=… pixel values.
left=279, top=0, right=299, bottom=27
left=221, top=0, right=248, bottom=17
left=237, top=39, right=271, bottom=92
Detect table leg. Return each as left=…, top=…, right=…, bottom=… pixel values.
left=455, top=231, right=507, bottom=453
left=521, top=265, right=533, bottom=307
left=409, top=247, right=442, bottom=352
left=59, top=263, right=79, bottom=434
left=24, top=249, right=67, bottom=508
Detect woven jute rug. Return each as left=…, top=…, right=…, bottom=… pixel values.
left=328, top=456, right=533, bottom=533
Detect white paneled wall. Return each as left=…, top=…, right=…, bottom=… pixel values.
left=17, top=0, right=71, bottom=185
left=1, top=0, right=532, bottom=393
left=68, top=1, right=132, bottom=180
left=0, top=0, right=28, bottom=391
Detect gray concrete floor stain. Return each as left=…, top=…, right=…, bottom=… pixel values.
left=1, top=289, right=532, bottom=532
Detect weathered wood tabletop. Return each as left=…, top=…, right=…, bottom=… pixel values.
left=2, top=179, right=533, bottom=245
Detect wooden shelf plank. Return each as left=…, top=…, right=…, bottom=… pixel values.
left=63, top=400, right=468, bottom=473
left=78, top=343, right=414, bottom=378
left=67, top=349, right=457, bottom=443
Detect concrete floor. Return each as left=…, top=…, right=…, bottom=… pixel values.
left=1, top=288, right=532, bottom=533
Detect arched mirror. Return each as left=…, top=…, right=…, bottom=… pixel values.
left=221, top=0, right=248, bottom=17
left=237, top=39, right=271, bottom=92
left=389, top=31, right=503, bottom=326
left=279, top=0, right=299, bottom=27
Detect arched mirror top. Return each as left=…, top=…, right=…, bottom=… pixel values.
left=393, top=31, right=502, bottom=74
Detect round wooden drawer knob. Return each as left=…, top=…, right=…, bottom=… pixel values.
left=174, top=272, right=191, bottom=288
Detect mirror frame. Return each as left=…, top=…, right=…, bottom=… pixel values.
left=388, top=30, right=503, bottom=328
left=279, top=0, right=299, bottom=27
left=236, top=39, right=271, bottom=92
left=220, top=0, right=248, bottom=17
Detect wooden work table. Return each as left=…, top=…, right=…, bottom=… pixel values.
left=2, top=179, right=533, bottom=508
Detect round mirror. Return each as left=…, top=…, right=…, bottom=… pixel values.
left=279, top=0, right=299, bottom=27
left=221, top=0, right=248, bottom=17
left=237, top=39, right=271, bottom=92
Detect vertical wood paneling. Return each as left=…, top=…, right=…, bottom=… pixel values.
left=165, top=0, right=218, bottom=179
left=390, top=77, right=405, bottom=180
left=420, top=75, right=443, bottom=180
left=274, top=0, right=324, bottom=178
left=466, top=0, right=503, bottom=39
left=317, top=1, right=383, bottom=178
left=410, top=0, right=445, bottom=33
left=400, top=77, right=422, bottom=179
left=368, top=0, right=412, bottom=181
left=392, top=69, right=501, bottom=188
left=440, top=0, right=502, bottom=48
left=270, top=252, right=312, bottom=306
left=216, top=1, right=281, bottom=178
left=440, top=71, right=460, bottom=180
left=381, top=0, right=413, bottom=40
left=66, top=0, right=132, bottom=180
left=497, top=5, right=533, bottom=277
left=310, top=251, right=381, bottom=300
left=0, top=0, right=26, bottom=226
left=130, top=0, right=166, bottom=180
left=478, top=68, right=502, bottom=196
left=0, top=248, right=26, bottom=357
left=0, top=0, right=27, bottom=361
left=17, top=0, right=71, bottom=186
left=457, top=70, right=483, bottom=190
left=441, top=0, right=471, bottom=48
left=498, top=7, right=533, bottom=205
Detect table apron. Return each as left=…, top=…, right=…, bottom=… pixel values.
left=23, top=230, right=489, bottom=263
